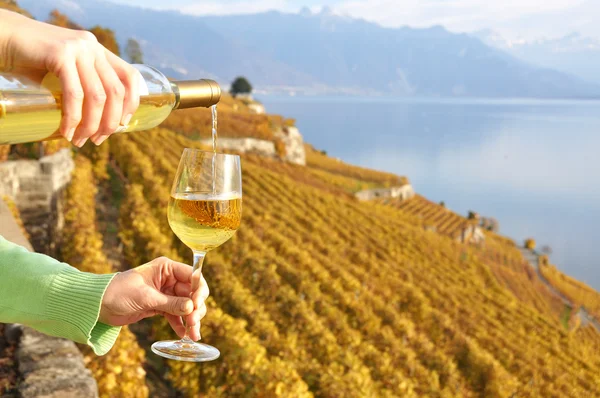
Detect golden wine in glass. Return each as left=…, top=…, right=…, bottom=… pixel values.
left=151, top=149, right=242, bottom=362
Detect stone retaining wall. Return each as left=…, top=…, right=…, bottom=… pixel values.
left=355, top=184, right=416, bottom=201
left=201, top=137, right=276, bottom=157
left=274, top=126, right=306, bottom=166
left=0, top=199, right=98, bottom=397
left=199, top=126, right=306, bottom=166
left=12, top=326, right=98, bottom=398
left=0, top=149, right=73, bottom=255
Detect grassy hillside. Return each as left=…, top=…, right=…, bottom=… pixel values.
left=94, top=126, right=600, bottom=397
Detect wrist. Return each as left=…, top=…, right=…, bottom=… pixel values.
left=98, top=272, right=121, bottom=324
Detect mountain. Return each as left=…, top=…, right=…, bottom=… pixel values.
left=19, top=0, right=318, bottom=87
left=18, top=0, right=600, bottom=98
left=199, top=11, right=600, bottom=98
left=475, top=29, right=600, bottom=86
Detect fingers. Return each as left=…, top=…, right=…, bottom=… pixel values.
left=72, top=47, right=106, bottom=147
left=106, top=50, right=140, bottom=126
left=185, top=275, right=209, bottom=341
left=56, top=54, right=83, bottom=143
left=185, top=301, right=208, bottom=326
left=170, top=273, right=208, bottom=342
left=51, top=32, right=140, bottom=147
left=187, top=323, right=201, bottom=342
left=161, top=274, right=208, bottom=341
left=162, top=258, right=194, bottom=284
left=160, top=284, right=206, bottom=341
left=161, top=281, right=191, bottom=299
left=164, top=313, right=186, bottom=339
left=190, top=267, right=202, bottom=296
left=89, top=52, right=125, bottom=145
left=149, top=257, right=210, bottom=342
left=188, top=273, right=209, bottom=334
left=192, top=274, right=210, bottom=307
left=173, top=281, right=192, bottom=298
left=147, top=256, right=207, bottom=290
left=151, top=291, right=193, bottom=317
left=185, top=301, right=207, bottom=341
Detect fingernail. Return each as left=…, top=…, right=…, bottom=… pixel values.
left=74, top=138, right=87, bottom=148
left=180, top=299, right=192, bottom=314
left=122, top=113, right=132, bottom=126
left=66, top=128, right=75, bottom=142
left=95, top=135, right=108, bottom=146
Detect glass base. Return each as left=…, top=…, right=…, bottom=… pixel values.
left=151, top=339, right=220, bottom=362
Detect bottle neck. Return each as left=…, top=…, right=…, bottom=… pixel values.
left=171, top=79, right=221, bottom=109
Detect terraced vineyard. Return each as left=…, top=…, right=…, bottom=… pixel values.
left=88, top=127, right=600, bottom=397
left=540, top=262, right=600, bottom=321
left=482, top=233, right=567, bottom=321
left=384, top=195, right=476, bottom=242
left=305, top=144, right=406, bottom=188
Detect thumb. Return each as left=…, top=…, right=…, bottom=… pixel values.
left=151, top=291, right=194, bottom=316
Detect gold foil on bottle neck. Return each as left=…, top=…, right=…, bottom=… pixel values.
left=172, top=79, right=221, bottom=109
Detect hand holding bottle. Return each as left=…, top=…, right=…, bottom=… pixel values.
left=0, top=9, right=140, bottom=146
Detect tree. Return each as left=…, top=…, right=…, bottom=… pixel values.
left=89, top=26, right=120, bottom=56
left=480, top=217, right=499, bottom=233
left=230, top=76, right=252, bottom=96
left=47, top=12, right=119, bottom=56
left=0, top=0, right=33, bottom=17
left=48, top=9, right=81, bottom=29
left=524, top=238, right=536, bottom=251
left=467, top=210, right=479, bottom=220
left=125, top=38, right=143, bottom=64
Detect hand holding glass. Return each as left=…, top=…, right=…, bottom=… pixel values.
left=151, top=149, right=242, bottom=362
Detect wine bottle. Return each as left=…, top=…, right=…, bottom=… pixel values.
left=0, top=64, right=220, bottom=144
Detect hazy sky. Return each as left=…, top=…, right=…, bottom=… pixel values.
left=109, top=0, right=600, bottom=40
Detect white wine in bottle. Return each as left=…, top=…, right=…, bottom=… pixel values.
left=0, top=64, right=220, bottom=144
left=167, top=192, right=242, bottom=252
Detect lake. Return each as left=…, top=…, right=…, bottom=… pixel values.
left=259, top=95, right=600, bottom=291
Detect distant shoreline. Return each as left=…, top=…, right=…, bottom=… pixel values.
left=256, top=94, right=600, bottom=105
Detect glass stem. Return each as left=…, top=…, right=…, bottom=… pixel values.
left=181, top=250, right=206, bottom=343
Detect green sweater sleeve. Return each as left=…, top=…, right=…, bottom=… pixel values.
left=0, top=236, right=121, bottom=355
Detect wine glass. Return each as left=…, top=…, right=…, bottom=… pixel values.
left=151, top=148, right=242, bottom=362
